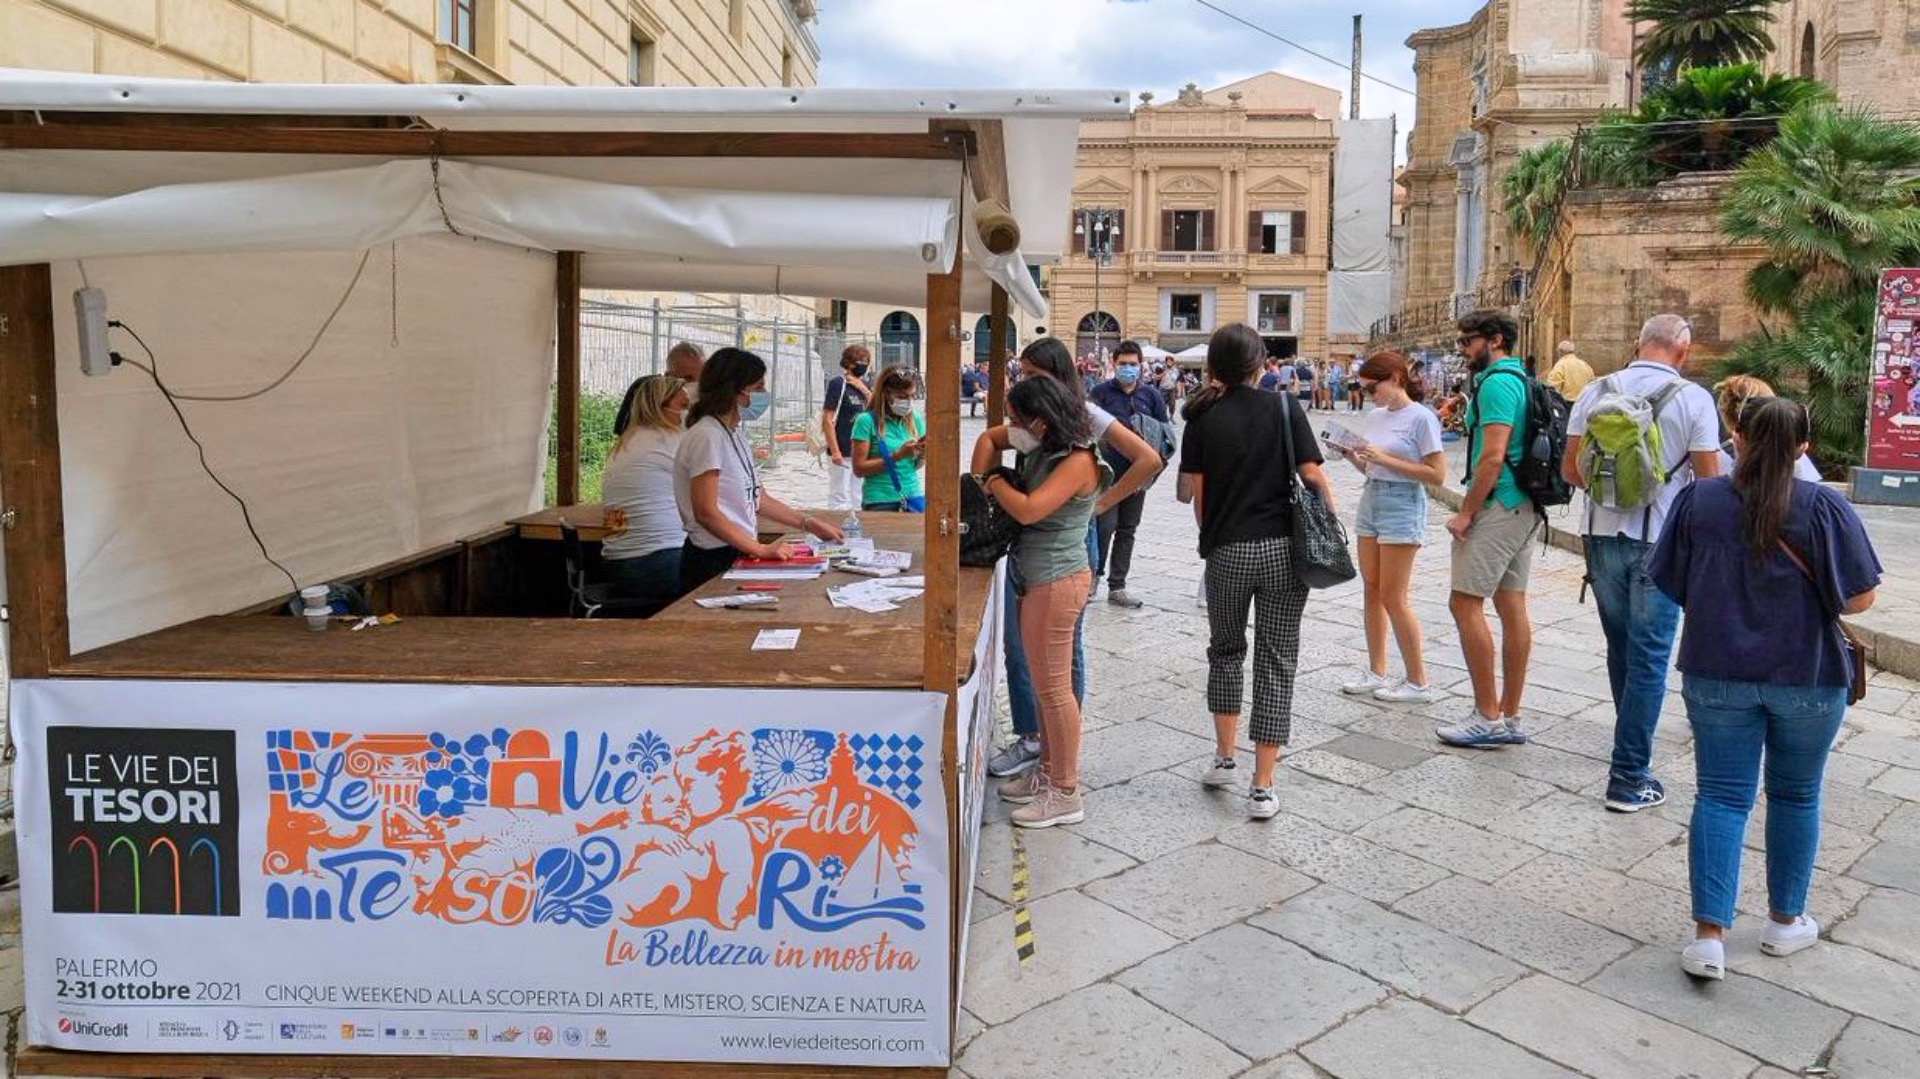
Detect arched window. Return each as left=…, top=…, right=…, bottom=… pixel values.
left=879, top=311, right=921, bottom=368
left=972, top=315, right=1015, bottom=362
left=1075, top=311, right=1120, bottom=361
left=1799, top=22, right=1816, bottom=79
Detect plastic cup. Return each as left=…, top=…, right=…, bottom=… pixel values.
left=303, top=608, right=329, bottom=632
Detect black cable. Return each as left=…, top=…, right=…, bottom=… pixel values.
left=109, top=321, right=302, bottom=598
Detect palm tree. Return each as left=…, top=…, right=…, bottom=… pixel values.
left=1502, top=140, right=1572, bottom=256
left=1626, top=0, right=1784, bottom=72
left=1717, top=105, right=1920, bottom=468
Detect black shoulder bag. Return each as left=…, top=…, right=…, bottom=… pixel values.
left=1277, top=394, right=1357, bottom=588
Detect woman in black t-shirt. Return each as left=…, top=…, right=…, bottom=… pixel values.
left=1179, top=324, right=1334, bottom=820
left=820, top=344, right=872, bottom=511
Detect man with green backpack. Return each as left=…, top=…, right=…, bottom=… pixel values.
left=1563, top=313, right=1723, bottom=813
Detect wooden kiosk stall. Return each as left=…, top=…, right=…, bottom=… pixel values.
left=0, top=71, right=1126, bottom=1077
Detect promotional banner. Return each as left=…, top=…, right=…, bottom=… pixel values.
left=1867, top=268, right=1920, bottom=471
left=13, top=680, right=951, bottom=1068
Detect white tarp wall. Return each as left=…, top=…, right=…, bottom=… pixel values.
left=52, top=236, right=555, bottom=652
left=1330, top=118, right=1396, bottom=338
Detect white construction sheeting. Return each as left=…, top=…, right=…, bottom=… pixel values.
left=1330, top=118, right=1396, bottom=337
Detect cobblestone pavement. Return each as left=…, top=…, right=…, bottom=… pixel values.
left=762, top=413, right=1920, bottom=1079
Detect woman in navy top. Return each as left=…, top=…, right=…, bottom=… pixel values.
left=1650, top=397, right=1881, bottom=982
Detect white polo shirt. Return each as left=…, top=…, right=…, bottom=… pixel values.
left=674, top=415, right=761, bottom=551
left=1567, top=360, right=1721, bottom=543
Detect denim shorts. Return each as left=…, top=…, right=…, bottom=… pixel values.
left=1355, top=479, right=1429, bottom=545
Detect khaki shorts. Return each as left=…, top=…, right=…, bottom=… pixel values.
left=1450, top=502, right=1541, bottom=597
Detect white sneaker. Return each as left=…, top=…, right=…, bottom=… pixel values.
left=1247, top=786, right=1279, bottom=820
left=1201, top=756, right=1238, bottom=789
left=1374, top=680, right=1438, bottom=704
left=1341, top=670, right=1393, bottom=696
left=1680, top=937, right=1725, bottom=980
left=1761, top=915, right=1820, bottom=957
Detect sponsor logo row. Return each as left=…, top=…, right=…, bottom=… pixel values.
left=57, top=1014, right=614, bottom=1050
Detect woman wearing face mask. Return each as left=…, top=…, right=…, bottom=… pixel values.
left=675, top=348, right=844, bottom=591
left=600, top=375, right=692, bottom=615
left=850, top=365, right=927, bottom=512
left=980, top=338, right=1164, bottom=783
left=1651, top=396, right=1881, bottom=980
left=973, top=376, right=1111, bottom=827
left=1336, top=351, right=1447, bottom=703
left=820, top=345, right=873, bottom=512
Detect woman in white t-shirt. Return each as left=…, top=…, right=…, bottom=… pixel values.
left=674, top=348, right=844, bottom=591
left=1336, top=351, right=1448, bottom=704
left=601, top=374, right=690, bottom=614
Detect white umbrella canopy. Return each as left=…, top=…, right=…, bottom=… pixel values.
left=1136, top=343, right=1174, bottom=360
left=1174, top=342, right=1209, bottom=367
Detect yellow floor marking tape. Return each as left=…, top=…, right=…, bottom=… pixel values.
left=1011, top=828, right=1035, bottom=965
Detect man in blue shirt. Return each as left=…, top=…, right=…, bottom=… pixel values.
left=1257, top=358, right=1283, bottom=393
left=1437, top=311, right=1541, bottom=750
left=1562, top=313, right=1723, bottom=812
left=961, top=363, right=985, bottom=417
left=1089, top=340, right=1170, bottom=608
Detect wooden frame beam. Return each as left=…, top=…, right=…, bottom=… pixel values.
left=0, top=263, right=69, bottom=676
left=929, top=119, right=1010, bottom=210
left=987, top=284, right=1010, bottom=427
left=0, top=126, right=967, bottom=160
left=922, top=249, right=964, bottom=1043
left=556, top=252, right=583, bottom=507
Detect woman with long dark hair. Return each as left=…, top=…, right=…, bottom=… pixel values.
left=673, top=348, right=843, bottom=591
left=979, top=337, right=1162, bottom=782
left=850, top=365, right=926, bottom=512
left=1180, top=323, right=1335, bottom=819
left=1338, top=351, right=1447, bottom=702
left=973, top=376, right=1109, bottom=827
left=1652, top=396, right=1881, bottom=980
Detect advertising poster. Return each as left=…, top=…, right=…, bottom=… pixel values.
left=1866, top=267, right=1920, bottom=471
left=12, top=680, right=951, bottom=1068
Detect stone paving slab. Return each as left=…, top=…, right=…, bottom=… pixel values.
left=1083, top=841, right=1314, bottom=942
left=1393, top=875, right=1637, bottom=981
left=1361, top=754, right=1555, bottom=827
left=1115, top=922, right=1388, bottom=1061
left=1069, top=769, right=1251, bottom=862
left=1628, top=841, right=1871, bottom=927
left=1467, top=975, right=1760, bottom=1079
left=1494, top=851, right=1694, bottom=945
left=1300, top=997, right=1582, bottom=1079
left=1583, top=944, right=1850, bottom=1070
left=1831, top=887, right=1920, bottom=967
left=1251, top=885, right=1526, bottom=1013
left=1313, top=730, right=1433, bottom=771
left=1488, top=790, right=1685, bottom=870
left=961, top=890, right=1178, bottom=1026
left=1353, top=806, right=1547, bottom=883
left=1220, top=813, right=1450, bottom=903
left=1076, top=718, right=1217, bottom=791
left=1727, top=932, right=1920, bottom=1036
left=954, top=982, right=1247, bottom=1079
left=969, top=818, right=1136, bottom=906
left=1849, top=839, right=1920, bottom=892
left=1827, top=1017, right=1920, bottom=1079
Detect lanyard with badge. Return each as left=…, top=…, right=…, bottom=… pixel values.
left=727, top=425, right=762, bottom=507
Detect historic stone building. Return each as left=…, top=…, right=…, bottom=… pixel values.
left=1044, top=72, right=1341, bottom=362
left=1391, top=0, right=1633, bottom=351
left=0, top=0, right=818, bottom=89
left=1763, top=0, right=1920, bottom=117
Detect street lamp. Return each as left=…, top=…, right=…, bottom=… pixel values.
left=1075, top=208, right=1121, bottom=362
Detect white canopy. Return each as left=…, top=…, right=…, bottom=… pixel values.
left=0, top=70, right=1129, bottom=316
left=1135, top=343, right=1174, bottom=360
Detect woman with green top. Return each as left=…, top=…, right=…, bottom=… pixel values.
left=974, top=376, right=1112, bottom=828
left=850, top=365, right=927, bottom=512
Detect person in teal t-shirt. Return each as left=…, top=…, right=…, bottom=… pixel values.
left=1438, top=310, right=1542, bottom=754
left=850, top=365, right=926, bottom=511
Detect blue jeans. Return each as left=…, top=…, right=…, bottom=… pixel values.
left=1586, top=535, right=1682, bottom=789
left=1005, top=521, right=1099, bottom=737
left=1684, top=675, right=1848, bottom=928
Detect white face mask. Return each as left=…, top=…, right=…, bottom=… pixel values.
left=889, top=398, right=914, bottom=418
left=1006, top=427, right=1041, bottom=454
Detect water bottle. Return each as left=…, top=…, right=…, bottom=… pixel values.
left=842, top=509, right=863, bottom=540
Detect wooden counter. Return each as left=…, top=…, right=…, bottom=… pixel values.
left=52, top=514, right=993, bottom=688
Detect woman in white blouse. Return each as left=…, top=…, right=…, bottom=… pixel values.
left=599, top=375, right=690, bottom=615
left=674, top=348, right=843, bottom=591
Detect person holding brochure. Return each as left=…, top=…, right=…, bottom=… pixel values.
left=675, top=348, right=844, bottom=591
left=850, top=365, right=927, bottom=512
left=975, top=376, right=1111, bottom=828
left=1329, top=351, right=1447, bottom=703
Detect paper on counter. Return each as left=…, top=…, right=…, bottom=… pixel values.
left=850, top=548, right=912, bottom=570
left=752, top=628, right=802, bottom=650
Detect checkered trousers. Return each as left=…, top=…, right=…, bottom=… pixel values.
left=1204, top=537, right=1309, bottom=746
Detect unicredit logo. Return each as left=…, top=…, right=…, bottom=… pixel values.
left=59, top=1018, right=130, bottom=1038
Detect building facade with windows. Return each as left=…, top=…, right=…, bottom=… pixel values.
left=1044, top=73, right=1339, bottom=363
left=0, top=0, right=818, bottom=89
left=1762, top=0, right=1920, bottom=116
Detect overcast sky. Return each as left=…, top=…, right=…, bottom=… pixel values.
left=815, top=0, right=1483, bottom=130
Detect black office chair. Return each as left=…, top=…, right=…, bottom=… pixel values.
left=559, top=522, right=655, bottom=619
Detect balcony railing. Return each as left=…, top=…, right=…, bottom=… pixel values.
left=1368, top=280, right=1526, bottom=346
left=1127, top=250, right=1247, bottom=272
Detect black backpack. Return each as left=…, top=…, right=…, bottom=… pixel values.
left=1464, top=367, right=1574, bottom=510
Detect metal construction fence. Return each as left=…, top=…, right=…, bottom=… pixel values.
left=579, top=298, right=882, bottom=468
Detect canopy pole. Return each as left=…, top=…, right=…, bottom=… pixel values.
left=923, top=246, right=964, bottom=1047
left=556, top=251, right=583, bottom=507
left=987, top=284, right=1010, bottom=427
left=0, top=263, right=69, bottom=675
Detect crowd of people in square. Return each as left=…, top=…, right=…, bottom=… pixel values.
left=587, top=308, right=1884, bottom=981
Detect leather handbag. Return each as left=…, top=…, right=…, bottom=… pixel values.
left=1777, top=539, right=1871, bottom=705
left=1277, top=393, right=1357, bottom=589
left=960, top=468, right=1023, bottom=567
